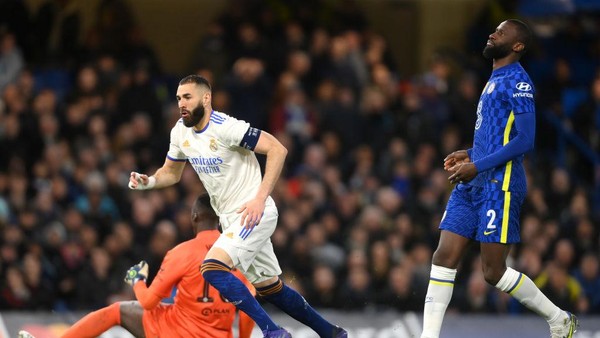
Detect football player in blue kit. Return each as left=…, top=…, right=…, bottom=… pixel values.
left=420, top=19, right=578, bottom=338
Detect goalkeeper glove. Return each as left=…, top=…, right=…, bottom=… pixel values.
left=124, top=260, right=149, bottom=286
left=128, top=172, right=156, bottom=190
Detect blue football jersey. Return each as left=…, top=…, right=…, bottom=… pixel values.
left=468, top=62, right=535, bottom=192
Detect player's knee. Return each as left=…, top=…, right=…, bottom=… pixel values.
left=482, top=265, right=504, bottom=285
left=256, top=278, right=283, bottom=298
left=200, top=259, right=231, bottom=281
left=431, top=249, right=457, bottom=269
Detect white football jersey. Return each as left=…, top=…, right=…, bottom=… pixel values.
left=167, top=111, right=268, bottom=215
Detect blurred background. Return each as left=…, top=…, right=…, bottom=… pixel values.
left=0, top=0, right=600, bottom=336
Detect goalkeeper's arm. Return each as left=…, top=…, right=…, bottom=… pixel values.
left=124, top=261, right=162, bottom=310
left=133, top=282, right=161, bottom=310
left=129, top=158, right=186, bottom=190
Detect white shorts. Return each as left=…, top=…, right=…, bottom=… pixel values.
left=212, top=197, right=282, bottom=284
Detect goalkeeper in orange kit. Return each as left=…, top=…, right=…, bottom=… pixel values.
left=19, top=194, right=255, bottom=338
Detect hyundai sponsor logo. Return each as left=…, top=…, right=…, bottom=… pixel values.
left=516, top=82, right=532, bottom=91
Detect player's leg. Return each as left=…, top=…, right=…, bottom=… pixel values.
left=421, top=231, right=470, bottom=338
left=422, top=186, right=476, bottom=338
left=481, top=242, right=577, bottom=337
left=202, top=202, right=294, bottom=337
left=201, top=247, right=283, bottom=334
left=60, top=302, right=125, bottom=338
left=480, top=191, right=578, bottom=337
left=254, top=250, right=347, bottom=338
left=119, top=301, right=146, bottom=338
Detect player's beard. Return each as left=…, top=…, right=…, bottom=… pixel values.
left=483, top=43, right=512, bottom=60
left=182, top=105, right=205, bottom=128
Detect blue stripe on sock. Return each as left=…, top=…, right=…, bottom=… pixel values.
left=430, top=277, right=454, bottom=284
left=506, top=273, right=523, bottom=293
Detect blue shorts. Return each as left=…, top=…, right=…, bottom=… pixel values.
left=439, top=184, right=525, bottom=244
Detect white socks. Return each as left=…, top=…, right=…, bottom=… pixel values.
left=421, top=264, right=457, bottom=338
left=495, top=267, right=565, bottom=324
left=422, top=265, right=567, bottom=338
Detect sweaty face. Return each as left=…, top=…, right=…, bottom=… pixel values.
left=483, top=21, right=517, bottom=60
left=177, top=83, right=206, bottom=128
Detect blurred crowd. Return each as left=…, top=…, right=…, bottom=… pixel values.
left=0, top=0, right=599, bottom=316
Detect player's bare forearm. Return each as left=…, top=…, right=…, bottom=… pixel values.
left=237, top=132, right=287, bottom=227
left=254, top=132, right=288, bottom=201
left=152, top=159, right=186, bottom=188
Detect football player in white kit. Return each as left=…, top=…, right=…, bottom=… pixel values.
left=129, top=75, right=347, bottom=338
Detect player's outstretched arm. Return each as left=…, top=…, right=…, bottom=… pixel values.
left=129, top=158, right=186, bottom=190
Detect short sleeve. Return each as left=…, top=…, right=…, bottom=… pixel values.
left=216, top=113, right=252, bottom=148
left=167, top=123, right=187, bottom=161
left=505, top=78, right=535, bottom=115
left=148, top=249, right=186, bottom=299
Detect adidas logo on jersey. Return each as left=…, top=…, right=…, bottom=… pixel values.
left=183, top=140, right=190, bottom=147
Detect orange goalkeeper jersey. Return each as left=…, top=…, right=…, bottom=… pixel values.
left=141, top=229, right=254, bottom=338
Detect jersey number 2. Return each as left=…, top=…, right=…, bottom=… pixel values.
left=486, top=209, right=497, bottom=229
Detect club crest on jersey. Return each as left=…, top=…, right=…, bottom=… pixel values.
left=209, top=138, right=218, bottom=152
left=486, top=82, right=495, bottom=94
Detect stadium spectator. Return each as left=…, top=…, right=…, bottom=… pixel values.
left=376, top=264, right=422, bottom=312
left=573, top=253, right=600, bottom=314
left=0, top=29, right=24, bottom=93
left=535, top=262, right=586, bottom=314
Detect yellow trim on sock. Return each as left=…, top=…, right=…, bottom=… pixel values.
left=508, top=274, right=525, bottom=295
left=429, top=280, right=454, bottom=287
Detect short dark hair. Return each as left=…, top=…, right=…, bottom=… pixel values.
left=179, top=74, right=212, bottom=91
left=192, top=193, right=218, bottom=231
left=506, top=19, right=533, bottom=53
left=193, top=193, right=214, bottom=216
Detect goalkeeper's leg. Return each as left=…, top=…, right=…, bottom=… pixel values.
left=61, top=301, right=145, bottom=338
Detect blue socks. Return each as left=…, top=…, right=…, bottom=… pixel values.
left=201, top=259, right=279, bottom=332
left=258, top=279, right=335, bottom=338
